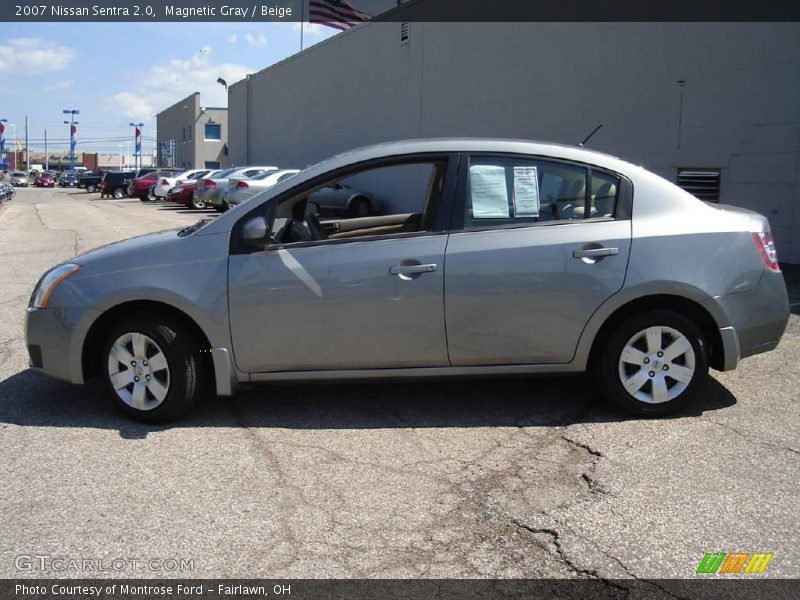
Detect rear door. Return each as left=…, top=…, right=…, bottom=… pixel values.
left=444, top=154, right=632, bottom=365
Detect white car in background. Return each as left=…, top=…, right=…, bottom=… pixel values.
left=225, top=169, right=301, bottom=207
left=152, top=169, right=211, bottom=199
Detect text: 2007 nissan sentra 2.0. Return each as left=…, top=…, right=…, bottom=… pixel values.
left=25, top=140, right=789, bottom=421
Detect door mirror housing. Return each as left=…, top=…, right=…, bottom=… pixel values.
left=242, top=216, right=269, bottom=247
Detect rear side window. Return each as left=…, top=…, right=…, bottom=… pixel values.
left=464, top=157, right=621, bottom=229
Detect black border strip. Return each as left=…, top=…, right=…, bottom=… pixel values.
left=2, top=0, right=799, bottom=23
left=4, top=579, right=800, bottom=599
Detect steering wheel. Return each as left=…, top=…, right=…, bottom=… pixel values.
left=304, top=209, right=328, bottom=241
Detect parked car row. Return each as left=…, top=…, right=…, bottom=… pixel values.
left=70, top=164, right=379, bottom=219
left=0, top=181, right=15, bottom=202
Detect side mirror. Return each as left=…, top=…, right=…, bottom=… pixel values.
left=242, top=216, right=270, bottom=247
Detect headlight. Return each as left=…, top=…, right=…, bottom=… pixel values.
left=30, top=264, right=81, bottom=308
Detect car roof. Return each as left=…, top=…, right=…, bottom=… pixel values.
left=198, top=138, right=663, bottom=237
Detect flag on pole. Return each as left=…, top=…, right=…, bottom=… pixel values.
left=70, top=125, right=77, bottom=153
left=0, top=122, right=5, bottom=155
left=135, top=126, right=142, bottom=155
left=309, top=0, right=371, bottom=31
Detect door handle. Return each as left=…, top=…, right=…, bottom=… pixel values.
left=390, top=263, right=438, bottom=275
left=573, top=247, right=619, bottom=259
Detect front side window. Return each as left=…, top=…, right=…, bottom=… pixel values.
left=204, top=124, right=221, bottom=141
left=263, top=159, right=449, bottom=247
left=464, top=156, right=620, bottom=229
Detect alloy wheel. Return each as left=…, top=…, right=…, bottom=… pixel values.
left=617, top=326, right=696, bottom=404
left=107, top=332, right=171, bottom=411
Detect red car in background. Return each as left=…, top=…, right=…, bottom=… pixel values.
left=128, top=169, right=182, bottom=202
left=166, top=180, right=206, bottom=210
left=35, top=172, right=56, bottom=187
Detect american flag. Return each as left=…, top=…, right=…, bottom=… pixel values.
left=308, top=0, right=371, bottom=31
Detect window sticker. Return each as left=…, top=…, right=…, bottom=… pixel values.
left=513, top=166, right=540, bottom=217
left=469, top=165, right=509, bottom=218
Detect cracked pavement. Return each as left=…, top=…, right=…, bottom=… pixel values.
left=0, top=188, right=798, bottom=581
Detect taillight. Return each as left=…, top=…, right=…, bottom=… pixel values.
left=752, top=231, right=779, bottom=272
left=236, top=181, right=249, bottom=189
left=203, top=180, right=216, bottom=189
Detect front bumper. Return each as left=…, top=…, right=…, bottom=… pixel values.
left=25, top=306, right=100, bottom=384
left=705, top=270, right=790, bottom=370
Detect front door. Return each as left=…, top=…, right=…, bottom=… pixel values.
left=227, top=155, right=457, bottom=373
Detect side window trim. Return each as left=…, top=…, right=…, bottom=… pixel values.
left=230, top=152, right=460, bottom=255
left=454, top=153, right=630, bottom=231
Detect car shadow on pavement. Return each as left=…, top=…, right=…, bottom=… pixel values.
left=0, top=368, right=737, bottom=439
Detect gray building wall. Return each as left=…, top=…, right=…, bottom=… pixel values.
left=229, top=22, right=800, bottom=262
left=157, top=92, right=230, bottom=170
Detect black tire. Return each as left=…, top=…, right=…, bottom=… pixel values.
left=101, top=314, right=207, bottom=423
left=189, top=195, right=206, bottom=210
left=112, top=187, right=125, bottom=200
left=348, top=197, right=370, bottom=218
left=86, top=184, right=96, bottom=193
left=595, top=309, right=708, bottom=417
left=214, top=201, right=229, bottom=213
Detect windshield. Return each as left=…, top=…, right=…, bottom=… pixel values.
left=213, top=167, right=239, bottom=179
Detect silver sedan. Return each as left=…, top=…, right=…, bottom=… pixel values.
left=195, top=166, right=277, bottom=211
left=225, top=169, right=300, bottom=207
left=25, top=139, right=790, bottom=422
left=10, top=171, right=28, bottom=187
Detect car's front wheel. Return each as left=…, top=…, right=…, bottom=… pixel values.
left=596, top=310, right=708, bottom=417
left=112, top=187, right=125, bottom=200
left=102, top=315, right=206, bottom=422
left=86, top=184, right=96, bottom=193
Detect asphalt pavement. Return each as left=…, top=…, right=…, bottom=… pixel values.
left=0, top=188, right=797, bottom=584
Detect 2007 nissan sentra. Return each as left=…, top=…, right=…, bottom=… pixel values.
left=25, top=139, right=790, bottom=422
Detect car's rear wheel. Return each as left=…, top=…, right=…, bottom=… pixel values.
left=348, top=197, right=370, bottom=218
left=86, top=184, right=96, bottom=193
left=189, top=195, right=206, bottom=210
left=214, top=201, right=229, bottom=213
left=102, top=315, right=205, bottom=422
left=112, top=187, right=125, bottom=200
left=596, top=310, right=708, bottom=417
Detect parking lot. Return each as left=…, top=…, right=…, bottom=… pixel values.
left=0, top=187, right=798, bottom=582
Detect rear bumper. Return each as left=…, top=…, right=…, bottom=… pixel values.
left=197, top=189, right=224, bottom=207
left=705, top=270, right=790, bottom=370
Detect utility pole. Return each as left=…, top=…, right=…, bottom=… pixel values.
left=63, top=109, right=80, bottom=174
left=44, top=129, right=47, bottom=171
left=25, top=116, right=29, bottom=174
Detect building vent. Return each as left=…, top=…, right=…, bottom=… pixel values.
left=400, top=21, right=409, bottom=44
left=677, top=169, right=721, bottom=202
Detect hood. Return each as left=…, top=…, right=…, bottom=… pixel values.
left=71, top=228, right=185, bottom=274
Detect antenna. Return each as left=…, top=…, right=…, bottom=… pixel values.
left=578, top=123, right=604, bottom=147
